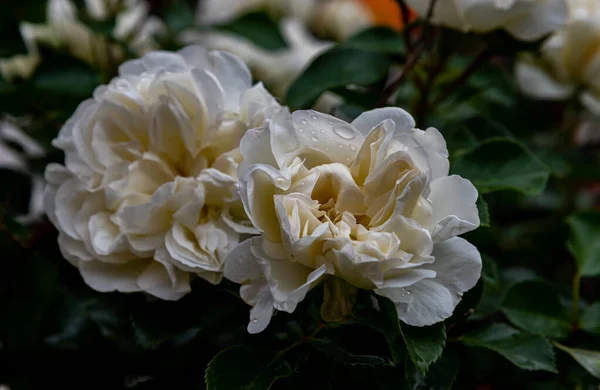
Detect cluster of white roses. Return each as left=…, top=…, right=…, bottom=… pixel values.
left=44, top=45, right=482, bottom=333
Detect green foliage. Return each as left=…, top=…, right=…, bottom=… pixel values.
left=286, top=46, right=391, bottom=110
left=400, top=322, right=446, bottom=374
left=452, top=138, right=551, bottom=196
left=554, top=342, right=600, bottom=379
left=567, top=211, right=600, bottom=277
left=461, top=323, right=557, bottom=372
left=205, top=345, right=293, bottom=390
left=501, top=281, right=571, bottom=339
left=218, top=12, right=288, bottom=50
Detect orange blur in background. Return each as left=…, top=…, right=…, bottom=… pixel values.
left=361, top=0, right=416, bottom=30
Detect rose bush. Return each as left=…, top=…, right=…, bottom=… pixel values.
left=225, top=107, right=481, bottom=333
left=44, top=46, right=283, bottom=300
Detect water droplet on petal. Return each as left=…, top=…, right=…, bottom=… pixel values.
left=320, top=129, right=325, bottom=134
left=301, top=119, right=308, bottom=125
left=338, top=144, right=343, bottom=149
left=311, top=114, right=318, bottom=120
left=333, top=124, right=356, bottom=140
left=312, top=136, right=319, bottom=142
left=251, top=318, right=258, bottom=323
left=328, top=121, right=333, bottom=125
left=298, top=128, right=305, bottom=133
left=350, top=145, right=357, bottom=151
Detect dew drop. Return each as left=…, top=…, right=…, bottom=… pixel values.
left=301, top=119, right=308, bottom=125
left=345, top=156, right=352, bottom=162
left=312, top=136, right=319, bottom=142
left=311, top=114, right=318, bottom=120
left=333, top=124, right=356, bottom=140
left=338, top=144, right=343, bottom=149
left=298, top=128, right=305, bottom=133
left=350, top=145, right=357, bottom=151
left=320, top=129, right=325, bottom=134
left=251, top=318, right=258, bottom=323
left=328, top=121, right=333, bottom=125
left=300, top=181, right=306, bottom=186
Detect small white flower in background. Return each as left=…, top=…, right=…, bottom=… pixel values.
left=181, top=18, right=339, bottom=112
left=225, top=107, right=482, bottom=333
left=406, top=0, right=568, bottom=41
left=0, top=121, right=46, bottom=224
left=44, top=46, right=284, bottom=300
left=197, top=0, right=377, bottom=41
left=516, top=0, right=600, bottom=114
left=0, top=0, right=166, bottom=81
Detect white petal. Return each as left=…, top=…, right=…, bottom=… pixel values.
left=515, top=61, right=574, bottom=100
left=378, top=237, right=482, bottom=326
left=428, top=175, right=480, bottom=242
left=79, top=259, right=148, bottom=293
left=351, top=107, right=416, bottom=135
left=504, top=0, right=568, bottom=41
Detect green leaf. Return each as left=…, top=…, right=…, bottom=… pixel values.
left=310, top=338, right=394, bottom=367
left=286, top=47, right=391, bottom=109
left=219, top=12, right=287, bottom=51
left=446, top=278, right=483, bottom=326
left=477, top=196, right=490, bottom=227
left=352, top=293, right=405, bottom=364
left=567, top=211, right=600, bottom=277
left=554, top=342, right=600, bottom=379
left=581, top=302, right=600, bottom=335
left=461, top=323, right=557, bottom=372
left=405, top=348, right=459, bottom=390
left=451, top=138, right=551, bottom=196
left=344, top=27, right=405, bottom=54
left=501, top=281, right=571, bottom=339
left=400, top=321, right=446, bottom=374
left=205, top=345, right=293, bottom=390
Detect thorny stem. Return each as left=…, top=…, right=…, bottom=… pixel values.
left=431, top=47, right=492, bottom=107
left=377, top=0, right=439, bottom=107
left=397, top=0, right=413, bottom=50
left=572, top=270, right=581, bottom=327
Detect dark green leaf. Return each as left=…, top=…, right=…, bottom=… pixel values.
left=405, top=348, right=459, bottom=390
left=446, top=278, right=483, bottom=326
left=344, top=27, right=405, bottom=54
left=400, top=321, right=446, bottom=374
left=219, top=12, right=287, bottom=51
left=352, top=293, right=405, bottom=364
left=567, top=211, right=600, bottom=277
left=205, top=345, right=293, bottom=390
left=451, top=138, right=551, bottom=196
left=477, top=196, right=490, bottom=227
left=554, top=342, right=600, bottom=379
left=462, top=323, right=557, bottom=372
left=310, top=338, right=394, bottom=367
left=286, top=47, right=391, bottom=109
left=581, top=302, right=600, bottom=335
left=501, top=281, right=571, bottom=339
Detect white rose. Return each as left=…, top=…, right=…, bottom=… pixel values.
left=225, top=107, right=482, bottom=333
left=516, top=0, right=600, bottom=113
left=406, top=0, right=567, bottom=41
left=44, top=46, right=284, bottom=300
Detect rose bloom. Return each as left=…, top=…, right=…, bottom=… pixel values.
left=225, top=107, right=482, bottom=333
left=516, top=0, right=600, bottom=113
left=44, top=46, right=283, bottom=300
left=406, top=0, right=567, bottom=41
